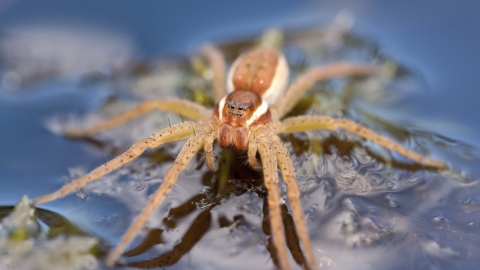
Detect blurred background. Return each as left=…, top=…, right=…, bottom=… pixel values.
left=1, top=1, right=480, bottom=269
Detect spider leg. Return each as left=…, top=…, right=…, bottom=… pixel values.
left=274, top=140, right=318, bottom=270
left=65, top=99, right=210, bottom=138
left=247, top=132, right=260, bottom=168
left=204, top=131, right=218, bottom=171
left=271, top=63, right=374, bottom=119
left=33, top=121, right=200, bottom=205
left=278, top=115, right=446, bottom=168
left=106, top=128, right=208, bottom=267
left=255, top=128, right=291, bottom=270
left=199, top=44, right=227, bottom=103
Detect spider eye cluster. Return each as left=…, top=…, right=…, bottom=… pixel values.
left=226, top=101, right=249, bottom=116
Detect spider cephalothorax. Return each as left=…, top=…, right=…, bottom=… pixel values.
left=217, top=90, right=270, bottom=149
left=32, top=31, right=446, bottom=270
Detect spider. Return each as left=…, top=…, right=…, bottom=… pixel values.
left=32, top=30, right=446, bottom=270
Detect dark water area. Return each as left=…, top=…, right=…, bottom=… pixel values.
left=1, top=1, right=480, bottom=269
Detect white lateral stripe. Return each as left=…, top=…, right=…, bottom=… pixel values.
left=261, top=53, right=288, bottom=104
left=218, top=96, right=226, bottom=121
left=246, top=99, right=268, bottom=126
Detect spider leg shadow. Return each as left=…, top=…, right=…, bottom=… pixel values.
left=263, top=201, right=308, bottom=269
left=122, top=149, right=311, bottom=269
left=123, top=153, right=264, bottom=268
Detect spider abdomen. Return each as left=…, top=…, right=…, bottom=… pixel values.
left=227, top=48, right=289, bottom=104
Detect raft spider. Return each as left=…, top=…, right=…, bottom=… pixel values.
left=33, top=31, right=446, bottom=270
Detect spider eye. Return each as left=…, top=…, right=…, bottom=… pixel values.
left=238, top=105, right=243, bottom=110
left=227, top=101, right=236, bottom=109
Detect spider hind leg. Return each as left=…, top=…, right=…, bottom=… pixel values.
left=274, top=141, right=318, bottom=270
left=256, top=140, right=291, bottom=270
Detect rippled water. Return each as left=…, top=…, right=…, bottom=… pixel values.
left=1, top=1, right=480, bottom=270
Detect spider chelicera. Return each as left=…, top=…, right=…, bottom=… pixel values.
left=32, top=30, right=446, bottom=270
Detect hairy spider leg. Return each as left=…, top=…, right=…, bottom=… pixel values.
left=247, top=132, right=260, bottom=168
left=204, top=130, right=218, bottom=171
left=253, top=124, right=319, bottom=270
left=200, top=44, right=227, bottom=103
left=274, top=140, right=318, bottom=270
left=64, top=99, right=209, bottom=138
left=34, top=121, right=201, bottom=205
left=278, top=115, right=446, bottom=168
left=271, top=63, right=375, bottom=119
left=255, top=129, right=291, bottom=270
left=106, top=123, right=212, bottom=267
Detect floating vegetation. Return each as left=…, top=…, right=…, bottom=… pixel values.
left=0, top=196, right=100, bottom=270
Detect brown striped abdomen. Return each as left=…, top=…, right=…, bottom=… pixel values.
left=231, top=49, right=278, bottom=95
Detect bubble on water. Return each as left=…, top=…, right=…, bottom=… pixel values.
left=432, top=215, right=446, bottom=223
left=201, top=187, right=211, bottom=194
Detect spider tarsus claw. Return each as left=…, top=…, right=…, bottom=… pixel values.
left=207, top=162, right=218, bottom=172
left=428, top=159, right=447, bottom=169
left=206, top=156, right=218, bottom=171
left=359, top=63, right=378, bottom=76
left=248, top=159, right=261, bottom=169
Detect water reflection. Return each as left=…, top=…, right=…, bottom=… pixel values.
left=0, top=205, right=88, bottom=237
left=123, top=154, right=311, bottom=269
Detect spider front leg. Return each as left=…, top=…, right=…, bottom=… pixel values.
left=278, top=115, right=446, bottom=168
left=256, top=139, right=291, bottom=270
left=34, top=121, right=200, bottom=205
left=271, top=63, right=375, bottom=119
left=65, top=99, right=210, bottom=137
left=204, top=130, right=218, bottom=171
left=247, top=133, right=261, bottom=168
